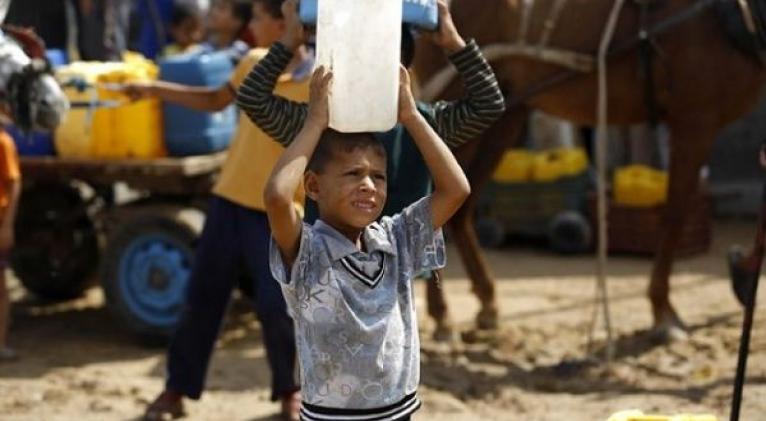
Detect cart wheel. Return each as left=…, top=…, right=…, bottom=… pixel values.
left=475, top=217, right=506, bottom=248
left=101, top=207, right=203, bottom=338
left=548, top=211, right=592, bottom=254
left=11, top=183, right=99, bottom=300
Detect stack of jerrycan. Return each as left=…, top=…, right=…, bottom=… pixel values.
left=299, top=0, right=438, bottom=29
left=530, top=148, right=589, bottom=182
left=55, top=52, right=164, bottom=158
left=493, top=148, right=588, bottom=183
left=482, top=147, right=591, bottom=252
left=613, top=164, right=668, bottom=207
left=159, top=51, right=237, bottom=156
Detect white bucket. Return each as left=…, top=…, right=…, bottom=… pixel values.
left=316, top=0, right=402, bottom=132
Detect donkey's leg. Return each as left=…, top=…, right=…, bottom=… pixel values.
left=648, top=119, right=716, bottom=340
left=452, top=108, right=529, bottom=330
left=426, top=269, right=455, bottom=341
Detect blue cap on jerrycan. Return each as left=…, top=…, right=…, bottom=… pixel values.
left=403, top=0, right=438, bottom=30
left=299, top=0, right=438, bottom=30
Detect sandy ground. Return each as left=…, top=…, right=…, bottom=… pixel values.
left=1, top=219, right=764, bottom=421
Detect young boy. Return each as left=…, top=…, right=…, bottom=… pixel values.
left=162, top=2, right=205, bottom=57
left=205, top=0, right=255, bottom=51
left=238, top=0, right=504, bottom=336
left=118, top=1, right=308, bottom=420
left=265, top=65, right=470, bottom=420
left=0, top=127, right=21, bottom=362
left=193, top=0, right=255, bottom=63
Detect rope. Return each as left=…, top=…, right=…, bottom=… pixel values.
left=588, top=0, right=626, bottom=365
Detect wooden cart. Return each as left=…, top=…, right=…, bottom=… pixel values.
left=14, top=153, right=227, bottom=338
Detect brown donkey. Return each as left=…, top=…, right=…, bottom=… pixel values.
left=415, top=0, right=766, bottom=339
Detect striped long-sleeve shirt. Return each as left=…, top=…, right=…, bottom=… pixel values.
left=236, top=39, right=506, bottom=219
left=237, top=39, right=505, bottom=148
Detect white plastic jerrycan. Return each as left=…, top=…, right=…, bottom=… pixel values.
left=315, top=0, right=402, bottom=132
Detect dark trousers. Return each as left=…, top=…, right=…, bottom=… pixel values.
left=166, top=196, right=298, bottom=401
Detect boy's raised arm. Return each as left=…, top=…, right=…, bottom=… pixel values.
left=420, top=0, right=505, bottom=148
left=398, top=67, right=470, bottom=229
left=264, top=67, right=332, bottom=265
left=236, top=0, right=309, bottom=146
left=114, top=82, right=234, bottom=112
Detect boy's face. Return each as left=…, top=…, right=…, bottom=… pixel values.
left=250, top=2, right=285, bottom=48
left=208, top=0, right=238, bottom=33
left=307, top=147, right=387, bottom=233
left=171, top=16, right=204, bottom=48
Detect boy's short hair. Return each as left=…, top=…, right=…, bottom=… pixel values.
left=308, top=130, right=387, bottom=173
left=171, top=3, right=201, bottom=26
left=228, top=0, right=254, bottom=25
left=253, top=0, right=285, bottom=19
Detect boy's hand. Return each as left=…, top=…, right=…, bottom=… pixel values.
left=106, top=82, right=154, bottom=102
left=422, top=0, right=466, bottom=54
left=398, top=66, right=419, bottom=124
left=306, top=66, right=332, bottom=130
left=761, top=146, right=766, bottom=169
left=280, top=0, right=306, bottom=51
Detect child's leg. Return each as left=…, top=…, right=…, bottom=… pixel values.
left=0, top=254, right=12, bottom=353
left=0, top=264, right=11, bottom=350
left=241, top=209, right=299, bottom=402
left=164, top=197, right=242, bottom=399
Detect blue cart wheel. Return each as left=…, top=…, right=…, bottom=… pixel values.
left=102, top=207, right=204, bottom=339
left=475, top=217, right=506, bottom=249
left=548, top=211, right=592, bottom=254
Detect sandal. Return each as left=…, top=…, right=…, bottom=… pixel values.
left=143, top=390, right=186, bottom=421
left=281, top=390, right=301, bottom=421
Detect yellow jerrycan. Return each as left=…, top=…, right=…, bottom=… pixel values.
left=54, top=62, right=114, bottom=158
left=607, top=410, right=718, bottom=421
left=493, top=149, right=534, bottom=183
left=613, top=164, right=668, bottom=207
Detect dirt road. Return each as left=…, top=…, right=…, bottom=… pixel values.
left=1, top=220, right=764, bottom=420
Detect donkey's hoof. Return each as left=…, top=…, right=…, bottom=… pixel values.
left=651, top=320, right=689, bottom=343
left=476, top=307, right=499, bottom=330
left=432, top=324, right=457, bottom=343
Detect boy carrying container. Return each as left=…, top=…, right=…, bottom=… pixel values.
left=264, top=63, right=470, bottom=420
left=237, top=0, right=505, bottom=336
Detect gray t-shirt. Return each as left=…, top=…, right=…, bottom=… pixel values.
left=270, top=197, right=446, bottom=420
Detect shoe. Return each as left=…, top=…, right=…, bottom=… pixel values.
left=143, top=389, right=186, bottom=420
left=280, top=390, right=301, bottom=421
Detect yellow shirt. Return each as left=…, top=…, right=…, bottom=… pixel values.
left=213, top=49, right=309, bottom=212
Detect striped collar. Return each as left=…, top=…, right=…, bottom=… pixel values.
left=313, top=219, right=396, bottom=261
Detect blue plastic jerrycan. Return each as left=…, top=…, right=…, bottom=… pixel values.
left=300, top=0, right=438, bottom=30
left=159, top=51, right=238, bottom=156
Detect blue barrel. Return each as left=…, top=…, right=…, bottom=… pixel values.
left=299, top=0, right=438, bottom=30
left=159, top=51, right=238, bottom=156
left=7, top=125, right=56, bottom=156
left=45, top=49, right=68, bottom=69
